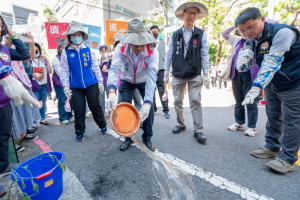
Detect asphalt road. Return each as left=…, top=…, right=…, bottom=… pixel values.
left=12, top=85, right=300, bottom=200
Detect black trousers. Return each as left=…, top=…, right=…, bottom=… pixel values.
left=153, top=69, right=169, bottom=113
left=0, top=103, right=12, bottom=172
left=71, top=84, right=106, bottom=136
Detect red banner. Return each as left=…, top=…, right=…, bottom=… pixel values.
left=45, top=22, right=69, bottom=49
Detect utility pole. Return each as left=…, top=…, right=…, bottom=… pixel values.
left=108, top=0, right=111, bottom=19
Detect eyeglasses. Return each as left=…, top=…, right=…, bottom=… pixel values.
left=238, top=19, right=260, bottom=34
left=184, top=10, right=199, bottom=16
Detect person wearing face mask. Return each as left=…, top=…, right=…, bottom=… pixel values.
left=106, top=17, right=158, bottom=152
left=150, top=25, right=170, bottom=119
left=98, top=45, right=110, bottom=115
left=60, top=21, right=107, bottom=142
left=52, top=43, right=73, bottom=124
left=164, top=2, right=210, bottom=144
left=30, top=42, right=52, bottom=125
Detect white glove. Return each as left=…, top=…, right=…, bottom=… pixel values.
left=106, top=92, right=117, bottom=112
left=239, top=46, right=254, bottom=59
left=237, top=46, right=254, bottom=72
left=164, top=75, right=169, bottom=85
left=203, top=75, right=210, bottom=89
left=63, top=87, right=72, bottom=98
left=0, top=75, right=41, bottom=108
left=98, top=82, right=104, bottom=94
left=242, top=87, right=261, bottom=105
left=139, top=103, right=152, bottom=121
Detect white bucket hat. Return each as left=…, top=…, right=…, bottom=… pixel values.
left=113, top=31, right=124, bottom=46
left=66, top=21, right=88, bottom=43
left=122, top=17, right=156, bottom=45
left=175, top=1, right=208, bottom=20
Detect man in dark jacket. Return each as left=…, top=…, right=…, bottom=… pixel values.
left=164, top=2, right=210, bottom=144
left=236, top=7, right=300, bottom=174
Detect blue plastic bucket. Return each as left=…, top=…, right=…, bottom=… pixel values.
left=11, top=152, right=65, bottom=200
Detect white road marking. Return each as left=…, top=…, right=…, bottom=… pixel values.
left=107, top=129, right=274, bottom=200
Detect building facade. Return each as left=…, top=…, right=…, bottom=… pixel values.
left=0, top=0, right=40, bottom=27
left=51, top=0, right=155, bottom=45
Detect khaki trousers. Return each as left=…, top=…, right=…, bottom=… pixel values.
left=172, top=75, right=203, bottom=132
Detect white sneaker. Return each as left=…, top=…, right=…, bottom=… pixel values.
left=244, top=128, right=257, bottom=137
left=85, top=113, right=89, bottom=118
left=228, top=123, right=245, bottom=131
left=69, top=117, right=75, bottom=122
left=61, top=120, right=69, bottom=125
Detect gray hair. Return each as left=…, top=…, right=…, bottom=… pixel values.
left=235, top=7, right=262, bottom=27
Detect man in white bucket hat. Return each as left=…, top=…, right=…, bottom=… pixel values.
left=164, top=1, right=210, bottom=144
left=60, top=21, right=107, bottom=142
left=106, top=17, right=158, bottom=152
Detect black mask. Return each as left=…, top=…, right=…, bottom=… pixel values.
left=153, top=33, right=158, bottom=39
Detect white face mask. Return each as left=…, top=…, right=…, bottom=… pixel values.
left=101, top=52, right=107, bottom=58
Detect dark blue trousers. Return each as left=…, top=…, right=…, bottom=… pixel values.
left=264, top=85, right=300, bottom=164
left=119, top=80, right=154, bottom=142
left=232, top=70, right=258, bottom=128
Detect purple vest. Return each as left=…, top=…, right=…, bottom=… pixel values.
left=0, top=44, right=12, bottom=108
left=52, top=55, right=63, bottom=87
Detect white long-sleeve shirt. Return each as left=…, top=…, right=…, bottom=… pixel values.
left=60, top=43, right=103, bottom=87
left=52, top=56, right=61, bottom=78
left=164, top=26, right=210, bottom=75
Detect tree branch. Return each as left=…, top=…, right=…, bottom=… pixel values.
left=291, top=10, right=300, bottom=27
left=217, top=0, right=238, bottom=25
left=286, top=4, right=300, bottom=14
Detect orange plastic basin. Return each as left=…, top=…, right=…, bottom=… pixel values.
left=110, top=102, right=140, bottom=137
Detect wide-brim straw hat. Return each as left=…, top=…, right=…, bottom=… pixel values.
left=66, top=21, right=88, bottom=41
left=175, top=1, right=208, bottom=20
left=122, top=17, right=156, bottom=45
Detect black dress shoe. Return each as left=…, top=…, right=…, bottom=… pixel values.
left=27, top=126, right=37, bottom=134
left=120, top=140, right=133, bottom=151
left=142, top=140, right=156, bottom=152
left=172, top=126, right=186, bottom=134
left=194, top=132, right=206, bottom=143
left=26, top=128, right=37, bottom=135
